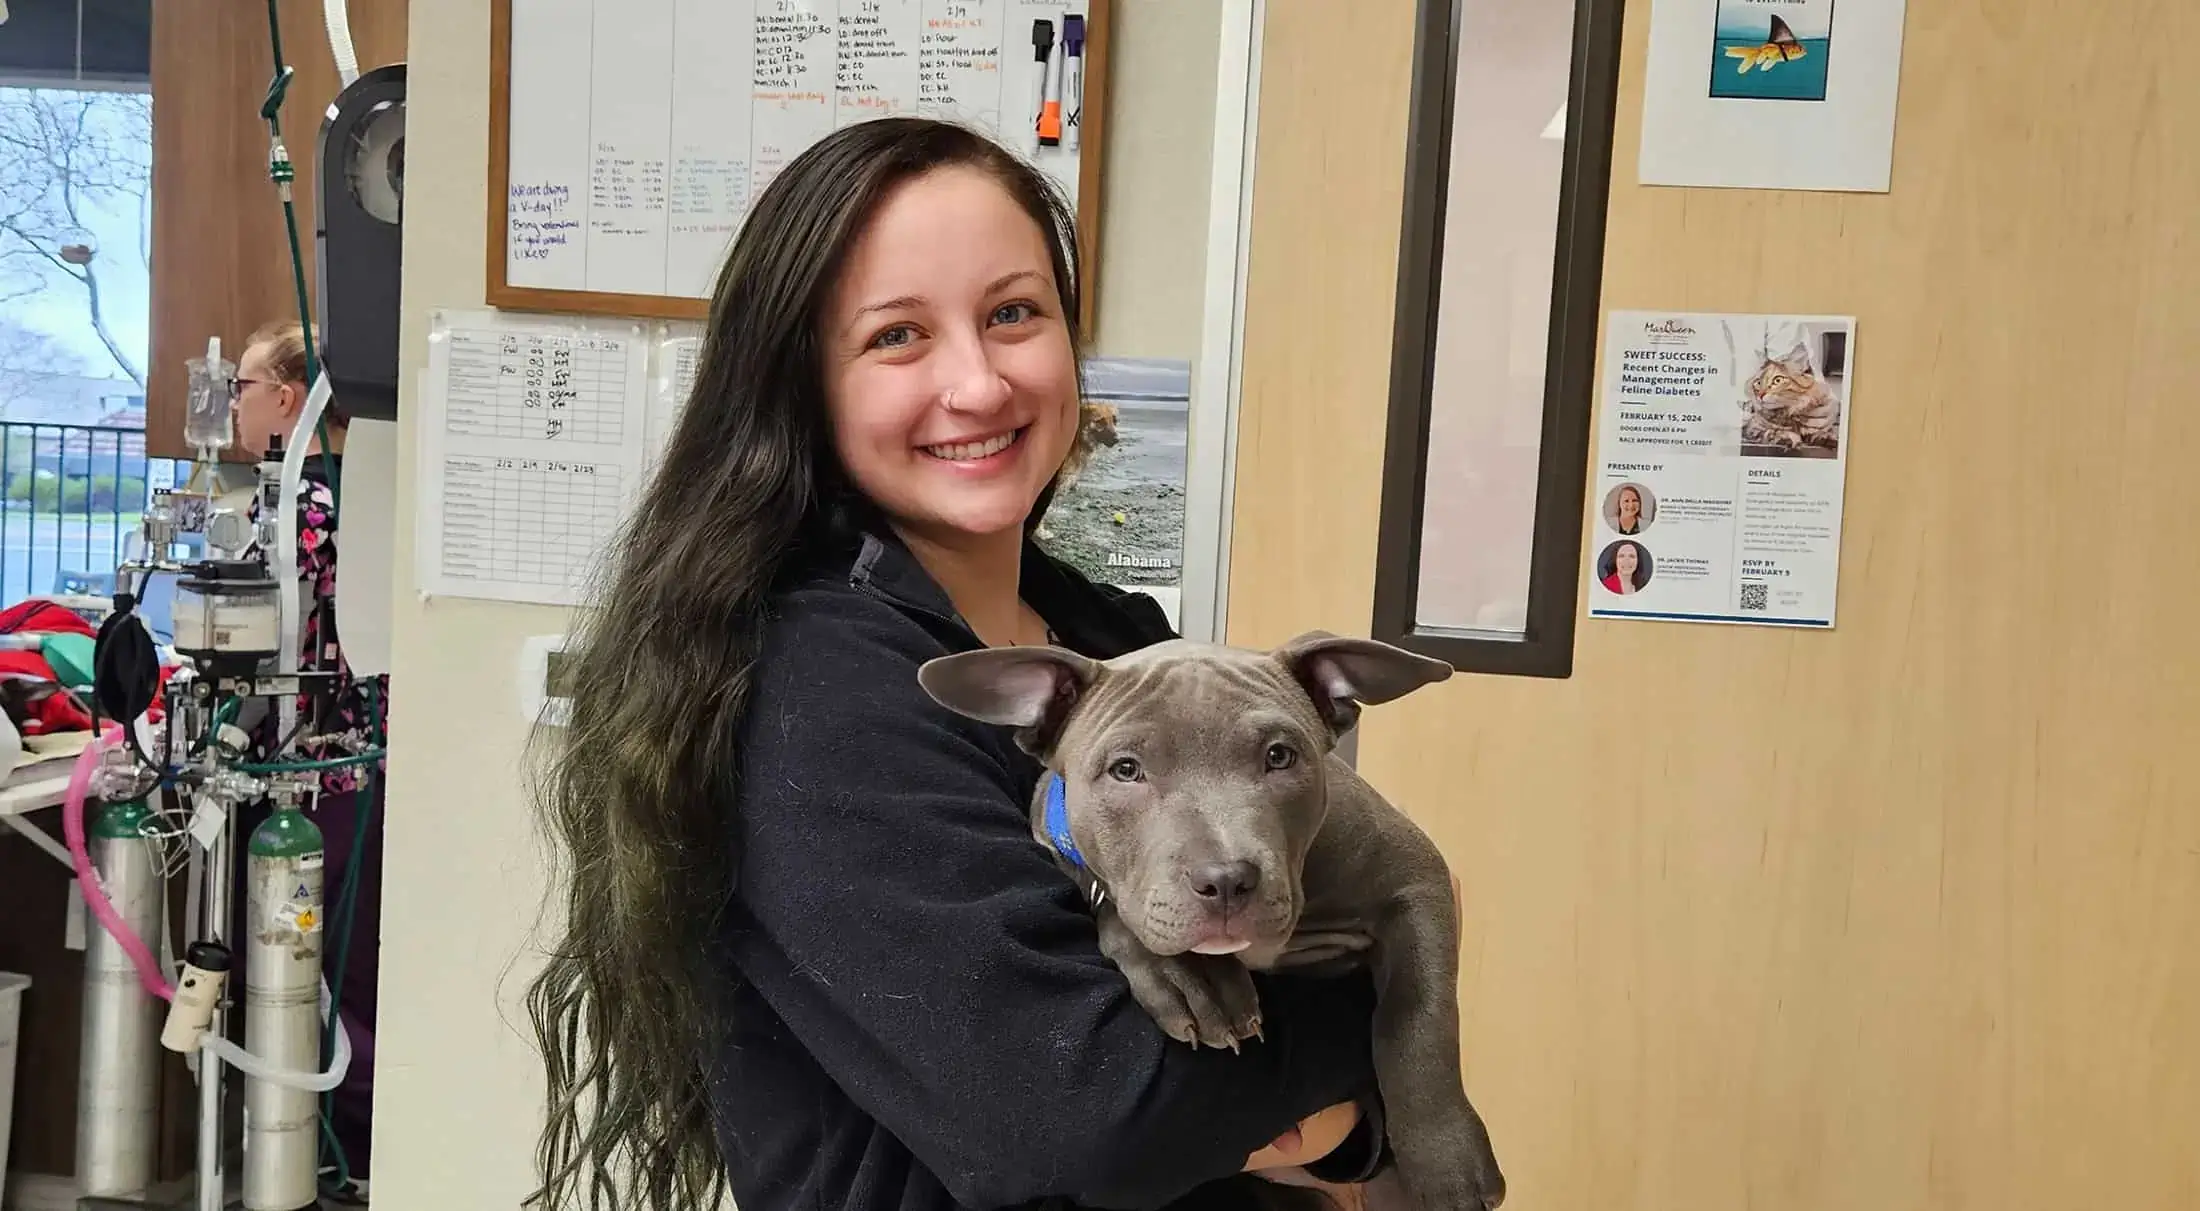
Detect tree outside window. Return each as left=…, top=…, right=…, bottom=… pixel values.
left=0, top=85, right=153, bottom=406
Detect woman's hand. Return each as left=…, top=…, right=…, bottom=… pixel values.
left=1244, top=1099, right=1362, bottom=1171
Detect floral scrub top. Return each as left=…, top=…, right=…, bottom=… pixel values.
left=248, top=458, right=389, bottom=796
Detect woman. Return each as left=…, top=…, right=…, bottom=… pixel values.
left=234, top=320, right=386, bottom=1197
left=528, top=119, right=1388, bottom=1211
left=1600, top=540, right=1650, bottom=595
left=1613, top=484, right=1644, bottom=535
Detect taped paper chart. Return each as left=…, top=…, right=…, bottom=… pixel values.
left=418, top=309, right=650, bottom=607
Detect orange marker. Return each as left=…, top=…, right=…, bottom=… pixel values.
left=1031, top=21, right=1057, bottom=152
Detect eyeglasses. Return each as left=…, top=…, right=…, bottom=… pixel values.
left=228, top=377, right=274, bottom=402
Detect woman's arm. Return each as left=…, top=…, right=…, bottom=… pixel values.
left=725, top=587, right=1381, bottom=1211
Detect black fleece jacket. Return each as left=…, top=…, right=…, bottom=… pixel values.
left=705, top=528, right=1385, bottom=1211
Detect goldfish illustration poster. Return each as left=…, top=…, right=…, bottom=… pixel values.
left=1585, top=312, right=1856, bottom=630
left=1638, top=0, right=1905, bottom=191
left=1708, top=0, right=1833, bottom=102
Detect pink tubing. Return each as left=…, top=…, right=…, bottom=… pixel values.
left=62, top=724, right=175, bottom=1002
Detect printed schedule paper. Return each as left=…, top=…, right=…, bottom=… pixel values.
left=1586, top=311, right=1855, bottom=629
left=419, top=309, right=649, bottom=607
left=645, top=325, right=705, bottom=473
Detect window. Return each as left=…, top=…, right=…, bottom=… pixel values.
left=0, top=3, right=157, bottom=602
left=1370, top=0, right=1624, bottom=678
left=0, top=0, right=152, bottom=85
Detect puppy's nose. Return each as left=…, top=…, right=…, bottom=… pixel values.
left=1188, top=861, right=1261, bottom=914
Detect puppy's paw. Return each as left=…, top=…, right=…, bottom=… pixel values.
left=1394, top=1130, right=1505, bottom=1211
left=1402, top=1167, right=1505, bottom=1211
left=1118, top=951, right=1263, bottom=1050
left=1171, top=953, right=1262, bottom=1051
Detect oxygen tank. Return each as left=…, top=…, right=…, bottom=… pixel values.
left=76, top=799, right=162, bottom=1201
left=242, top=802, right=325, bottom=1211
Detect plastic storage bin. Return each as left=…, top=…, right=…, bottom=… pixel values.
left=0, top=972, right=28, bottom=1196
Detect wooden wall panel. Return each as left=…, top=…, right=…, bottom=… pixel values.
left=146, top=0, right=407, bottom=460
left=1229, top=1, right=2200, bottom=1208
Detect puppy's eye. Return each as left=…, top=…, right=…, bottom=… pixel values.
left=1265, top=743, right=1299, bottom=771
left=1108, top=757, right=1143, bottom=783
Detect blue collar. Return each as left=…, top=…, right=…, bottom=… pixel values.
left=1042, top=773, right=1086, bottom=869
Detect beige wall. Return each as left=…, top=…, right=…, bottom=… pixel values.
left=372, top=3, right=1226, bottom=1207
left=1229, top=2, right=2200, bottom=1210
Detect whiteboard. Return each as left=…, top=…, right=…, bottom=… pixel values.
left=493, top=0, right=1106, bottom=312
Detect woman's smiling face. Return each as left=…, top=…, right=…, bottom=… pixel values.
left=818, top=165, right=1081, bottom=547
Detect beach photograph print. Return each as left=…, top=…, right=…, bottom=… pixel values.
left=1035, top=357, right=1191, bottom=597
left=1709, top=0, right=1834, bottom=101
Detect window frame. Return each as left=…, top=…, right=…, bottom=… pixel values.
left=0, top=0, right=152, bottom=87
left=1369, top=0, right=1626, bottom=679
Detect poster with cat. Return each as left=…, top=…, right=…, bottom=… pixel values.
left=1708, top=0, right=1834, bottom=102
left=1587, top=311, right=1855, bottom=629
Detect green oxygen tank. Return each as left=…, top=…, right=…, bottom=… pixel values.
left=79, top=799, right=161, bottom=1199
left=242, top=799, right=325, bottom=1211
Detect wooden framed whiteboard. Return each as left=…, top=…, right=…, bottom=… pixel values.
left=485, top=0, right=1113, bottom=335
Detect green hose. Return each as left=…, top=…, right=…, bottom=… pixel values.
left=262, top=0, right=341, bottom=524
left=260, top=1, right=371, bottom=1191
left=188, top=698, right=242, bottom=756
left=316, top=682, right=381, bottom=1197
left=235, top=750, right=386, bottom=776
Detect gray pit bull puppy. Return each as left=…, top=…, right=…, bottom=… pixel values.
left=919, top=631, right=1505, bottom=1211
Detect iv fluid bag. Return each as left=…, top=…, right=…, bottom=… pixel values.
left=184, top=347, right=237, bottom=453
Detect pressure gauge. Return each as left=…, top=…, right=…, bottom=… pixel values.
left=205, top=508, right=256, bottom=559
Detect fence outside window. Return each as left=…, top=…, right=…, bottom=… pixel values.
left=0, top=420, right=183, bottom=605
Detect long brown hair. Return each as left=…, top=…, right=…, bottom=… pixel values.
left=524, top=118, right=1084, bottom=1211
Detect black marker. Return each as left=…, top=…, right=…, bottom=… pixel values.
left=1063, top=15, right=1086, bottom=152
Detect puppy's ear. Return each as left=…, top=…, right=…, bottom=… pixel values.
left=1272, top=631, right=1453, bottom=736
left=918, top=646, right=1100, bottom=754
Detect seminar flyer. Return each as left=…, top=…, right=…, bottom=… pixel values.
left=1587, top=311, right=1854, bottom=629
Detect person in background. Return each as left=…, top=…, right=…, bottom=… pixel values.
left=232, top=318, right=386, bottom=1201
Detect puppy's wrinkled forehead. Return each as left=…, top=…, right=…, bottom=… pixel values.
left=1062, top=640, right=1322, bottom=748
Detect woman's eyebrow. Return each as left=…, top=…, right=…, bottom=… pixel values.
left=985, top=269, right=1047, bottom=295
left=844, top=295, right=924, bottom=338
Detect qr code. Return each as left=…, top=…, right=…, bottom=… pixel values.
left=1738, top=582, right=1770, bottom=612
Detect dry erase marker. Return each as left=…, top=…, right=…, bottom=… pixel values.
left=1063, top=15, right=1085, bottom=152
left=1040, top=28, right=1065, bottom=147
left=1031, top=20, right=1056, bottom=152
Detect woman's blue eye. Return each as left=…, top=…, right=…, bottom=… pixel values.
left=871, top=325, right=916, bottom=350
left=991, top=302, right=1035, bottom=326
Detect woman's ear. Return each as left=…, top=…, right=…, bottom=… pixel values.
left=278, top=382, right=302, bottom=417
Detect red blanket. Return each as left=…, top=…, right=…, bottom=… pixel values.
left=0, top=599, right=172, bottom=735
